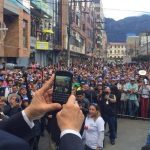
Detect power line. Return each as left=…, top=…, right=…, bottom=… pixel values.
left=103, top=8, right=150, bottom=14
left=12, top=0, right=150, bottom=15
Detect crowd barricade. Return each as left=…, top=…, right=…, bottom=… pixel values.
left=117, top=94, right=150, bottom=120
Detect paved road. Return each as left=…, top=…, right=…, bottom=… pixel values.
left=104, top=119, right=149, bottom=150
left=39, top=119, right=149, bottom=150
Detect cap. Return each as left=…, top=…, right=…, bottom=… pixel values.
left=0, top=76, right=4, bottom=81
left=130, top=78, right=135, bottom=81
left=20, top=85, right=26, bottom=89
left=23, top=96, right=29, bottom=101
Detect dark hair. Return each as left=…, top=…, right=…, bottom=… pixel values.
left=76, top=90, right=84, bottom=96
left=89, top=103, right=101, bottom=121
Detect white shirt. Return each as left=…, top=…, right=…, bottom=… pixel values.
left=83, top=116, right=105, bottom=149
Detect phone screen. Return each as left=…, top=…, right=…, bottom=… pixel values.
left=54, top=75, right=72, bottom=94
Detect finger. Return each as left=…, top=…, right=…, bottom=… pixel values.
left=66, top=95, right=76, bottom=105
left=45, top=103, right=62, bottom=112
left=74, top=101, right=80, bottom=108
left=39, top=75, right=54, bottom=93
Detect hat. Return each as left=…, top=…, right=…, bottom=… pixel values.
left=139, top=70, right=147, bottom=76
left=0, top=76, right=4, bottom=81
left=130, top=78, right=135, bottom=81
left=97, top=82, right=102, bottom=85
left=120, top=78, right=125, bottom=80
left=23, top=96, right=29, bottom=101
left=20, top=85, right=26, bottom=89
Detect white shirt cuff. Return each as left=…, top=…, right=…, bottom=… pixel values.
left=22, top=110, right=34, bottom=129
left=60, top=129, right=81, bottom=139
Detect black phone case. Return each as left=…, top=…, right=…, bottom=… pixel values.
left=52, top=71, right=73, bottom=104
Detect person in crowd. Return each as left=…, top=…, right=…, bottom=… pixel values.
left=117, top=78, right=128, bottom=115
left=76, top=90, right=89, bottom=135
left=18, top=85, right=31, bottom=102
left=11, top=84, right=19, bottom=94
left=76, top=90, right=90, bottom=116
left=139, top=79, right=150, bottom=118
left=82, top=103, right=105, bottom=150
left=127, top=78, right=139, bottom=117
left=0, top=97, right=7, bottom=121
left=102, top=87, right=117, bottom=145
left=82, top=84, right=97, bottom=103
left=97, top=85, right=104, bottom=118
left=0, top=77, right=7, bottom=98
left=3, top=93, right=22, bottom=117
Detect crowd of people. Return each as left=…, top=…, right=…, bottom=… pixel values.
left=0, top=61, right=150, bottom=149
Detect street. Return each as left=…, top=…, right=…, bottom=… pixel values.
left=39, top=118, right=149, bottom=150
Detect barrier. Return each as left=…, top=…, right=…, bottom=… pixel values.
left=117, top=94, right=150, bottom=120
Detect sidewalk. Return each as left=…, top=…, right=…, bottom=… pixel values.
left=39, top=119, right=149, bottom=150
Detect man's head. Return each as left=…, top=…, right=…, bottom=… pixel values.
left=8, top=94, right=21, bottom=108
left=12, top=84, right=18, bottom=93
left=82, top=84, right=90, bottom=91
left=8, top=80, right=13, bottom=87
left=76, top=90, right=85, bottom=101
left=130, top=78, right=135, bottom=84
left=105, top=87, right=111, bottom=94
left=19, top=85, right=27, bottom=95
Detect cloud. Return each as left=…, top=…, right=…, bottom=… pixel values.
left=102, top=0, right=150, bottom=20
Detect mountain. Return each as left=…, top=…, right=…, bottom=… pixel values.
left=105, top=15, right=150, bottom=42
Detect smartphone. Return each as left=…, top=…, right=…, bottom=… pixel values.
left=52, top=71, right=73, bottom=104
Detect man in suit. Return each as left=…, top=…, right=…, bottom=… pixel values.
left=0, top=75, right=84, bottom=150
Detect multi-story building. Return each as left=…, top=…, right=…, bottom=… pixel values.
left=107, top=42, right=126, bottom=62
left=93, top=0, right=107, bottom=62
left=126, top=36, right=140, bottom=58
left=30, top=0, right=56, bottom=66
left=59, top=0, right=106, bottom=66
left=0, top=0, right=30, bottom=65
left=138, top=33, right=150, bottom=56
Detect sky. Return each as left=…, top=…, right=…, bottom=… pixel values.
left=102, top=0, right=150, bottom=20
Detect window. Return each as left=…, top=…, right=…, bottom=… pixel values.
left=110, top=50, right=112, bottom=54
left=118, top=50, right=120, bottom=54
left=23, top=20, right=28, bottom=48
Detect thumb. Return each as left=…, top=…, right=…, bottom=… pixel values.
left=45, top=103, right=62, bottom=112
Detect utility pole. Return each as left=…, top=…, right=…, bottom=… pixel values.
left=92, top=5, right=96, bottom=68
left=67, top=0, right=73, bottom=68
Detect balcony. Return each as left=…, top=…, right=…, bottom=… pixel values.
left=31, top=0, right=53, bottom=16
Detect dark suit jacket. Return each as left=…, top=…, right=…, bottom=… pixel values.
left=0, top=112, right=84, bottom=150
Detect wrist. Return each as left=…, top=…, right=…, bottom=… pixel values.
left=61, top=127, right=80, bottom=133
left=24, top=107, right=33, bottom=121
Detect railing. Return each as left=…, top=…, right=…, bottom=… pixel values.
left=117, top=94, right=150, bottom=120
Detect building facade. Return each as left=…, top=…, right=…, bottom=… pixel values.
left=30, top=0, right=56, bottom=66
left=0, top=0, right=30, bottom=65
left=93, top=0, right=107, bottom=62
left=58, top=0, right=106, bottom=66
left=107, top=42, right=126, bottom=62
left=126, top=36, right=140, bottom=58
